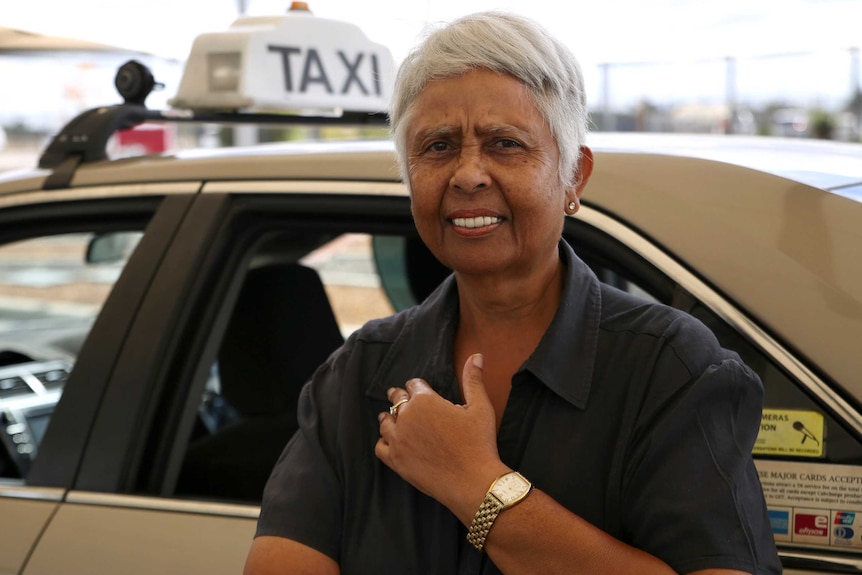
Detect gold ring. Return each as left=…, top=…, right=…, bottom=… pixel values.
left=389, top=397, right=409, bottom=417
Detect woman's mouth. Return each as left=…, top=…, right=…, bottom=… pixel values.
left=451, top=216, right=502, bottom=229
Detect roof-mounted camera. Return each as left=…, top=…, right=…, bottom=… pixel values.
left=114, top=60, right=164, bottom=106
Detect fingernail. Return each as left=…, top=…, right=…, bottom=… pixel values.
left=472, top=353, right=483, bottom=369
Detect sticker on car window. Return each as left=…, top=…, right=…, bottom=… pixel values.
left=754, top=408, right=825, bottom=458
left=756, top=460, right=862, bottom=551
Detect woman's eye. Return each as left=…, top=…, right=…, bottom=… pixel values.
left=426, top=141, right=449, bottom=152
left=495, top=139, right=521, bottom=149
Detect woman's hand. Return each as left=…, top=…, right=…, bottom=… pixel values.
left=375, top=354, right=511, bottom=521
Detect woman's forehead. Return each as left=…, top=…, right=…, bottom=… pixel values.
left=407, top=71, right=543, bottom=135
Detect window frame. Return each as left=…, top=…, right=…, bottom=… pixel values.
left=71, top=191, right=416, bottom=498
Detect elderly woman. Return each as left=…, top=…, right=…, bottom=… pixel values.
left=245, top=11, right=781, bottom=575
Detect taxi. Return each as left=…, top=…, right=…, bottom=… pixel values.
left=1, top=5, right=861, bottom=574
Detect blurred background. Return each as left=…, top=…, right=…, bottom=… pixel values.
left=2, top=0, right=860, bottom=172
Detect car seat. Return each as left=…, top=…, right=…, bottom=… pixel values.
left=176, top=262, right=344, bottom=502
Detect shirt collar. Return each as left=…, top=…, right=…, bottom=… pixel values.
left=522, top=240, right=601, bottom=409
left=366, top=240, right=601, bottom=409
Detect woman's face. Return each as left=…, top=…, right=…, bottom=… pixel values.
left=406, top=69, right=583, bottom=279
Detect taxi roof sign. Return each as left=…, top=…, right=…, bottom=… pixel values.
left=168, top=4, right=396, bottom=114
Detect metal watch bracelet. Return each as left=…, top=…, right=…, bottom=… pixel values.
left=466, top=492, right=505, bottom=551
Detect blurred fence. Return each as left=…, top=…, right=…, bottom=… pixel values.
left=591, top=47, right=861, bottom=139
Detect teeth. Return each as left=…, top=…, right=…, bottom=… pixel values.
left=452, top=216, right=502, bottom=229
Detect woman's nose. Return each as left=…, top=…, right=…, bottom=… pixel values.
left=450, top=146, right=490, bottom=193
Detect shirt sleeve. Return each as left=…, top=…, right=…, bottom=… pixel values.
left=622, top=327, right=782, bottom=574
left=254, top=350, right=347, bottom=562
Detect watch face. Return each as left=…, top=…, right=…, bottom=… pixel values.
left=492, top=473, right=531, bottom=506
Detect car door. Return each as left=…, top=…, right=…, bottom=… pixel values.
left=21, top=183, right=419, bottom=575
left=0, top=184, right=196, bottom=575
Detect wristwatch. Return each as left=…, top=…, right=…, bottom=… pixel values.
left=466, top=471, right=532, bottom=552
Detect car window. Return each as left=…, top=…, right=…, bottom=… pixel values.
left=303, top=233, right=397, bottom=336
left=172, top=230, right=443, bottom=503
left=0, top=231, right=141, bottom=480
left=688, top=304, right=862, bottom=461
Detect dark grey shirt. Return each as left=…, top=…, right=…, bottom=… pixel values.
left=257, top=240, right=782, bottom=575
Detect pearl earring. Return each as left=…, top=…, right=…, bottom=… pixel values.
left=567, top=201, right=576, bottom=211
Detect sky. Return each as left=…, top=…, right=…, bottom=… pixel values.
left=2, top=0, right=862, bottom=130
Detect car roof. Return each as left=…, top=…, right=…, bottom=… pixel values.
left=5, top=131, right=861, bottom=195
left=0, top=140, right=400, bottom=194
left=1, top=132, right=860, bottom=390
left=587, top=132, right=862, bottom=197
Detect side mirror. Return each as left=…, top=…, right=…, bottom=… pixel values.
left=86, top=232, right=141, bottom=264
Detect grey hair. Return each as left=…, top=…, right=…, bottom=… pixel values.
left=388, top=11, right=588, bottom=188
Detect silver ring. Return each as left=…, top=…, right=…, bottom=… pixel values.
left=389, top=397, right=409, bottom=418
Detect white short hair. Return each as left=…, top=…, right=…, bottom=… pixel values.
left=389, top=11, right=588, bottom=187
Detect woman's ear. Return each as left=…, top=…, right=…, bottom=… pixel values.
left=565, top=146, right=594, bottom=214
left=574, top=146, right=594, bottom=194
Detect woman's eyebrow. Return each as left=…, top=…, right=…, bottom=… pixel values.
left=413, top=126, right=458, bottom=141
left=478, top=124, right=528, bottom=137
left=414, top=124, right=526, bottom=141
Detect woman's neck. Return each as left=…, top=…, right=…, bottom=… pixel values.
left=452, top=253, right=566, bottom=426
left=454, top=252, right=564, bottom=335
